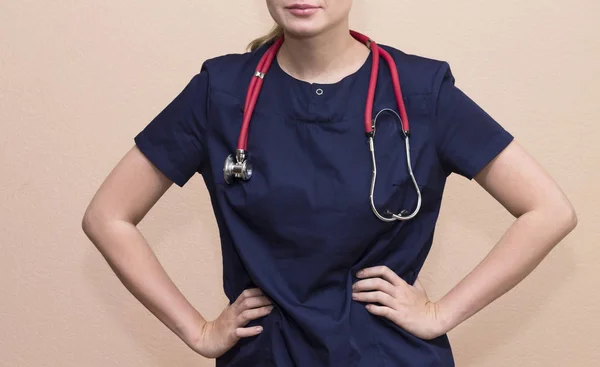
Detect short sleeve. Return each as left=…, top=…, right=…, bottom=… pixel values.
left=432, top=62, right=514, bottom=179
left=134, top=67, right=210, bottom=187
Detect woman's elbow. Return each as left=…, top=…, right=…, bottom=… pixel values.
left=563, top=203, right=578, bottom=233
left=81, top=205, right=100, bottom=239
left=81, top=204, right=112, bottom=242
left=551, top=196, right=578, bottom=236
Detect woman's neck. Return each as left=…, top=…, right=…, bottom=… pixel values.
left=277, top=24, right=370, bottom=84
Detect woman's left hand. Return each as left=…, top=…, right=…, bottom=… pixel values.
left=352, top=266, right=448, bottom=340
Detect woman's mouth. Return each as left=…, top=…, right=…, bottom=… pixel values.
left=286, top=3, right=320, bottom=16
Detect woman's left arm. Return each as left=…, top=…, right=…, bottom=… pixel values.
left=435, top=139, right=578, bottom=333
left=352, top=140, right=578, bottom=339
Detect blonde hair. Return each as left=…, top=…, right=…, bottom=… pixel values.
left=247, top=24, right=284, bottom=52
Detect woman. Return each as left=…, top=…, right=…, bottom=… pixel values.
left=82, top=1, right=577, bottom=366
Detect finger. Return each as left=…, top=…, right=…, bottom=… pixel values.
left=238, top=305, right=274, bottom=325
left=357, top=266, right=406, bottom=287
left=232, top=288, right=264, bottom=308
left=352, top=278, right=396, bottom=296
left=235, top=325, right=264, bottom=338
left=352, top=291, right=395, bottom=307
left=365, top=304, right=395, bottom=320
left=238, top=296, right=272, bottom=312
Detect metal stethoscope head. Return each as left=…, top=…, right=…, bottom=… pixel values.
left=223, top=149, right=253, bottom=184
left=223, top=30, right=422, bottom=222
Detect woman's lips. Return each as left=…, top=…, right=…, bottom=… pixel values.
left=286, top=4, right=320, bottom=16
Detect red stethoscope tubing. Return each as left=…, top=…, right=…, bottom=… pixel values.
left=237, top=30, right=409, bottom=151
left=239, top=38, right=284, bottom=150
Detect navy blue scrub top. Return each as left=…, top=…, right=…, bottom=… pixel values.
left=134, top=41, right=514, bottom=367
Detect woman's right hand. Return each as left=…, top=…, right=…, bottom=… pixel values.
left=192, top=288, right=273, bottom=359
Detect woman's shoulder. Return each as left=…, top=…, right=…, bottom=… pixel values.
left=199, top=45, right=269, bottom=99
left=378, top=44, right=453, bottom=97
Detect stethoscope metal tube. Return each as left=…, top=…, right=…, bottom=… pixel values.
left=369, top=109, right=422, bottom=222
left=223, top=30, right=422, bottom=222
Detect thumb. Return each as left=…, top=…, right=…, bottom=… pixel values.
left=413, top=277, right=425, bottom=292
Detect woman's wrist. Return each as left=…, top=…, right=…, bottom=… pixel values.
left=435, top=297, right=459, bottom=335
left=180, top=312, right=208, bottom=348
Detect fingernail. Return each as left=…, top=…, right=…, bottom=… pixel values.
left=256, top=326, right=263, bottom=332
left=356, top=270, right=364, bottom=277
left=352, top=293, right=358, bottom=299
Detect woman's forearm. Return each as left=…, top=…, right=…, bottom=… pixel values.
left=82, top=216, right=206, bottom=346
left=437, top=205, right=577, bottom=333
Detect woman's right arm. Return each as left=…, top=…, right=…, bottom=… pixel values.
left=82, top=145, right=273, bottom=358
left=81, top=145, right=208, bottom=348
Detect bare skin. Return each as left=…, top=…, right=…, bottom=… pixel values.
left=82, top=146, right=275, bottom=358
left=82, top=0, right=577, bottom=358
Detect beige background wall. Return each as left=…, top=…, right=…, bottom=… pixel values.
left=1, top=1, right=598, bottom=366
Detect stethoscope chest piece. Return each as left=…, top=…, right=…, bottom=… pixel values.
left=223, top=149, right=253, bottom=184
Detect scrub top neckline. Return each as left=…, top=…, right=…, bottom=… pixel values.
left=269, top=49, right=374, bottom=122
left=272, top=50, right=373, bottom=89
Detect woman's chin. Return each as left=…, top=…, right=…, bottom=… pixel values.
left=282, top=24, right=327, bottom=39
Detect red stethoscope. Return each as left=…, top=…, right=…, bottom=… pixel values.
left=223, top=30, right=422, bottom=222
